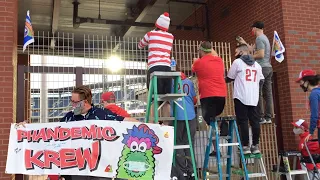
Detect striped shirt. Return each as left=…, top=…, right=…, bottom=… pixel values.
left=138, top=30, right=174, bottom=69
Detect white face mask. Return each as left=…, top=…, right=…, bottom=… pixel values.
left=293, top=128, right=304, bottom=135
left=73, top=101, right=85, bottom=115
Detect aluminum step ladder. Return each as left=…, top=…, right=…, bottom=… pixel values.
left=202, top=116, right=249, bottom=180
left=275, top=151, right=310, bottom=180
left=145, top=71, right=198, bottom=180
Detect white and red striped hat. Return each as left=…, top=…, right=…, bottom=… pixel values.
left=291, top=119, right=309, bottom=129
left=155, top=12, right=170, bottom=31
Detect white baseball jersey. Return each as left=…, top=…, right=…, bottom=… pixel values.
left=227, top=58, right=264, bottom=106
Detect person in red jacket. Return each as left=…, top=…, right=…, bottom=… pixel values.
left=101, top=92, right=130, bottom=117
left=291, top=119, right=320, bottom=171
left=192, top=41, right=227, bottom=126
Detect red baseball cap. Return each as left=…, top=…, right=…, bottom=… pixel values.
left=291, top=119, right=309, bottom=129
left=296, top=70, right=316, bottom=82
left=101, top=92, right=116, bottom=102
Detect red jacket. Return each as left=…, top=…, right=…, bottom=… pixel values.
left=298, top=132, right=320, bottom=170
left=105, top=104, right=130, bottom=117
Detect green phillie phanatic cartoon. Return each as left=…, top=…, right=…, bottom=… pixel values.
left=116, top=124, right=162, bottom=180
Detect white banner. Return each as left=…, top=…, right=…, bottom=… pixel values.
left=6, top=120, right=174, bottom=180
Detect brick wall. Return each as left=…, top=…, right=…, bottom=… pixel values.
left=0, top=0, right=18, bottom=179
left=173, top=0, right=320, bottom=150
left=280, top=0, right=320, bottom=147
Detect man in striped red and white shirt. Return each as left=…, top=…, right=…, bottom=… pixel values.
left=138, top=12, right=174, bottom=123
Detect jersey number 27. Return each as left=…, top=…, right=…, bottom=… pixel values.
left=245, top=69, right=257, bottom=82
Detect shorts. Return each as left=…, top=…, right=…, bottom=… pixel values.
left=200, top=97, right=226, bottom=125
left=146, top=65, right=172, bottom=94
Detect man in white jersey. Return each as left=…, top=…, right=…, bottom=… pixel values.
left=226, top=44, right=264, bottom=154
left=138, top=12, right=174, bottom=123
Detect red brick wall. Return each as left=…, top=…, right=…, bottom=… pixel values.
left=0, top=0, right=18, bottom=179
left=173, top=0, right=320, bottom=150
left=280, top=0, right=320, bottom=147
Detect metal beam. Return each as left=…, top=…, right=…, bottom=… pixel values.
left=72, top=0, right=204, bottom=31
left=51, top=0, right=61, bottom=33
left=122, top=0, right=157, bottom=38
left=23, top=65, right=147, bottom=75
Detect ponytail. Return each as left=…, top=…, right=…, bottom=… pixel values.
left=304, top=74, right=320, bottom=86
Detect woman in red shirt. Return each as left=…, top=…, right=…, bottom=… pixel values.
left=192, top=41, right=227, bottom=125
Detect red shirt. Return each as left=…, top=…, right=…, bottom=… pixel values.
left=192, top=54, right=227, bottom=99
left=105, top=104, right=130, bottom=117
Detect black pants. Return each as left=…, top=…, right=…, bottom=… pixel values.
left=146, top=65, right=171, bottom=93
left=200, top=97, right=226, bottom=125
left=175, top=119, right=197, bottom=174
left=234, top=99, right=260, bottom=146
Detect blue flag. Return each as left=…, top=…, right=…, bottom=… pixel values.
left=23, top=10, right=34, bottom=52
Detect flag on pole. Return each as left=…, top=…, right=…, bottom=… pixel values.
left=23, top=10, right=34, bottom=52
left=271, top=31, right=285, bottom=63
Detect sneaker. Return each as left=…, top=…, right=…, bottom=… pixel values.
left=189, top=173, right=195, bottom=180
left=242, top=146, right=251, bottom=154
left=265, top=118, right=272, bottom=123
left=251, top=144, right=261, bottom=154
left=259, top=118, right=266, bottom=124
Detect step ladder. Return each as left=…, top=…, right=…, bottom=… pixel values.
left=275, top=151, right=310, bottom=180
left=232, top=153, right=268, bottom=179
left=202, top=116, right=249, bottom=180
left=145, top=71, right=198, bottom=180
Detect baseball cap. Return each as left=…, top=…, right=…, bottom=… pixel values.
left=252, top=21, right=264, bottom=29
left=101, top=92, right=116, bottom=102
left=296, top=69, right=316, bottom=82
left=291, top=119, right=309, bottom=129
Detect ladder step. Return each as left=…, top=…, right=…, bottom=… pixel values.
left=278, top=150, right=301, bottom=157
left=154, top=93, right=186, bottom=101
left=289, top=170, right=309, bottom=175
left=206, top=174, right=230, bottom=178
left=174, top=145, right=190, bottom=149
left=244, top=153, right=262, bottom=159
left=149, top=117, right=175, bottom=121
left=219, top=143, right=239, bottom=147
left=248, top=173, right=267, bottom=178
left=210, top=155, right=231, bottom=159
left=150, top=71, right=181, bottom=78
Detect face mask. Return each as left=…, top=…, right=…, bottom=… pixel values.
left=293, top=128, right=304, bottom=135
left=300, top=81, right=309, bottom=92
left=73, top=101, right=84, bottom=115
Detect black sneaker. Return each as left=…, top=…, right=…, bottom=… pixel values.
left=188, top=173, right=195, bottom=180
left=259, top=118, right=266, bottom=124
left=265, top=118, right=272, bottom=123
left=251, top=144, right=261, bottom=154
left=242, top=146, right=251, bottom=155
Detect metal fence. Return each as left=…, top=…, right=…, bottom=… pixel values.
left=18, top=32, right=278, bottom=180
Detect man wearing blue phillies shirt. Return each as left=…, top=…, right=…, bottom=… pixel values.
left=171, top=72, right=197, bottom=180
